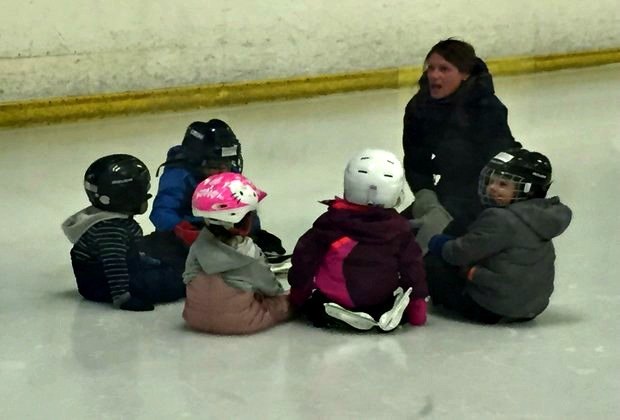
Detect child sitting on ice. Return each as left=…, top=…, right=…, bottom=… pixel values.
left=425, top=148, right=572, bottom=323
left=288, top=149, right=428, bottom=331
left=62, top=154, right=185, bottom=311
left=182, top=172, right=291, bottom=334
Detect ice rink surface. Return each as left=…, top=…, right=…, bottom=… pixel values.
left=1, top=64, right=619, bottom=419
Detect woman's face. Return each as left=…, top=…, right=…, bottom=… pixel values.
left=425, top=53, right=469, bottom=99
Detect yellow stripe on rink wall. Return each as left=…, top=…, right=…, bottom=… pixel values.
left=1, top=48, right=619, bottom=128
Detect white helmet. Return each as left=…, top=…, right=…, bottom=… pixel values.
left=344, top=149, right=404, bottom=208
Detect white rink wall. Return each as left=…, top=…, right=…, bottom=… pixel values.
left=1, top=0, right=619, bottom=101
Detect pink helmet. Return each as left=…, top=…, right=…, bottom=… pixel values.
left=192, top=172, right=266, bottom=224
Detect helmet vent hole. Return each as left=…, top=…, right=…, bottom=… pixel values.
left=214, top=204, right=228, bottom=209
left=357, top=170, right=368, bottom=174
left=384, top=174, right=393, bottom=178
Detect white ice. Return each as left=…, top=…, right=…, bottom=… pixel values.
left=1, top=64, right=619, bottom=420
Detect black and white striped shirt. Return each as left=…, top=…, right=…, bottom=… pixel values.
left=71, top=218, right=143, bottom=303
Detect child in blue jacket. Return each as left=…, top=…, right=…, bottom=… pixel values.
left=139, top=120, right=286, bottom=273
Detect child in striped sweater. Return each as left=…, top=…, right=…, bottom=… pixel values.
left=61, top=154, right=185, bottom=311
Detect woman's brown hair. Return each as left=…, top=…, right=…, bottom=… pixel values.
left=425, top=38, right=477, bottom=74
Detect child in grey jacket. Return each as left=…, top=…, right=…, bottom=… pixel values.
left=426, top=148, right=572, bottom=323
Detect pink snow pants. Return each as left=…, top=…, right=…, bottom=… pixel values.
left=183, top=272, right=291, bottom=334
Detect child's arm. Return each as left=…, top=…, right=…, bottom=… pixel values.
left=288, top=228, right=333, bottom=308
left=398, top=232, right=429, bottom=326
left=149, top=169, right=200, bottom=231
left=97, top=221, right=154, bottom=311
left=240, top=237, right=284, bottom=296
left=253, top=272, right=284, bottom=297
left=441, top=209, right=513, bottom=267
left=473, top=97, right=516, bottom=165
left=403, top=107, right=435, bottom=193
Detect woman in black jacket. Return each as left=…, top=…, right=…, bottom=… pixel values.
left=403, top=39, right=519, bottom=250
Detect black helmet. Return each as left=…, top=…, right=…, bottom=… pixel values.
left=181, top=119, right=243, bottom=173
left=479, top=148, right=552, bottom=206
left=84, top=154, right=151, bottom=214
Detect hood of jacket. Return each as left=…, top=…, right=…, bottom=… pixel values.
left=165, top=144, right=185, bottom=161
left=61, top=206, right=129, bottom=243
left=155, top=145, right=193, bottom=177
left=311, top=198, right=411, bottom=244
left=192, top=228, right=264, bottom=273
left=508, top=197, right=572, bottom=240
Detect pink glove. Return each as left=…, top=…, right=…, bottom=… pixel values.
left=407, top=298, right=427, bottom=326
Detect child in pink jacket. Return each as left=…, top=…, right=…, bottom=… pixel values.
left=288, top=149, right=428, bottom=331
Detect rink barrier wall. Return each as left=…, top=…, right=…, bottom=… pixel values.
left=1, top=48, right=619, bottom=128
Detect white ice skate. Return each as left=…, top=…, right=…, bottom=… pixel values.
left=323, top=287, right=413, bottom=332
left=377, top=287, right=412, bottom=331
left=323, top=302, right=377, bottom=330
left=269, top=259, right=292, bottom=276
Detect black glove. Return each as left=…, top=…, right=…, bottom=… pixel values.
left=254, top=229, right=286, bottom=260
left=120, top=296, right=154, bottom=312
